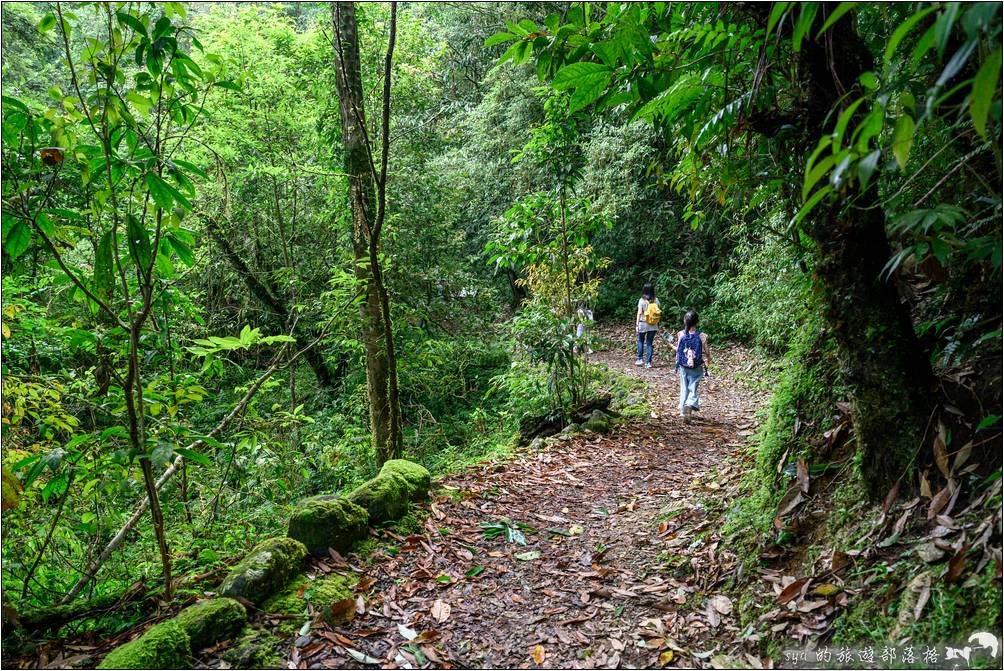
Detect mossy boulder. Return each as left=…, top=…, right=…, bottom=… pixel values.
left=287, top=496, right=369, bottom=556
left=223, top=629, right=283, bottom=669
left=262, top=573, right=357, bottom=627
left=174, top=598, right=247, bottom=651
left=98, top=619, right=190, bottom=669
left=379, top=459, right=431, bottom=499
left=583, top=410, right=612, bottom=433
left=219, top=537, right=307, bottom=605
left=347, top=472, right=410, bottom=524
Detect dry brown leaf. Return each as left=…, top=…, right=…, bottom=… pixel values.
left=934, top=424, right=950, bottom=478
left=776, top=486, right=804, bottom=517
left=919, top=469, right=933, bottom=498
left=927, top=487, right=951, bottom=520
left=709, top=595, right=733, bottom=615
left=952, top=442, right=973, bottom=474
left=796, top=459, right=810, bottom=494
left=777, top=578, right=809, bottom=605
left=430, top=599, right=451, bottom=623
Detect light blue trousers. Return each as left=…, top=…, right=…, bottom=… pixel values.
left=678, top=366, right=704, bottom=413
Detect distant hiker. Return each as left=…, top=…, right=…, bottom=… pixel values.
left=669, top=309, right=711, bottom=422
left=575, top=303, right=594, bottom=355
left=635, top=283, right=661, bottom=368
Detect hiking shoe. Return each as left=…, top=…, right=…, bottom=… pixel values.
left=689, top=404, right=700, bottom=413
left=634, top=359, right=644, bottom=366
left=644, top=362, right=652, bottom=369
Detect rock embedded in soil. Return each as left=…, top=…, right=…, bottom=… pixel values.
left=219, top=537, right=308, bottom=605
left=287, top=496, right=369, bottom=556
left=583, top=409, right=613, bottom=433
left=174, top=597, right=247, bottom=651
left=97, top=619, right=190, bottom=669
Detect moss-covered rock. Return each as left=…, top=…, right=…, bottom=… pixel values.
left=347, top=472, right=410, bottom=524
left=262, top=573, right=357, bottom=627
left=219, top=537, right=307, bottom=605
left=379, top=459, right=431, bottom=499
left=98, top=619, right=190, bottom=669
left=583, top=410, right=612, bottom=433
left=287, top=496, right=369, bottom=556
left=223, top=628, right=283, bottom=669
left=174, top=598, right=247, bottom=651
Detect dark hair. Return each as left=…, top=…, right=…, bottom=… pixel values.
left=684, top=310, right=699, bottom=330
left=641, top=283, right=655, bottom=301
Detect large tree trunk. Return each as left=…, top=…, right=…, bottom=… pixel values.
left=331, top=1, right=403, bottom=464
left=799, top=5, right=933, bottom=497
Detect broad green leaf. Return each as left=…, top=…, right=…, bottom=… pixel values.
left=484, top=32, right=516, bottom=47
left=934, top=2, right=961, bottom=60
left=552, top=62, right=613, bottom=112
left=792, top=3, right=819, bottom=52
left=884, top=6, right=937, bottom=73
left=116, top=11, right=147, bottom=36
left=766, top=2, right=793, bottom=36
left=146, top=172, right=193, bottom=211
left=156, top=237, right=174, bottom=277
left=146, top=172, right=174, bottom=210
left=816, top=2, right=860, bottom=38
left=970, top=48, right=1001, bottom=139
left=94, top=231, right=114, bottom=295
left=127, top=214, right=152, bottom=269
left=857, top=150, right=881, bottom=190
left=176, top=447, right=212, bottom=466
left=791, top=185, right=833, bottom=229
left=213, top=80, right=242, bottom=91
left=569, top=70, right=612, bottom=112
left=803, top=154, right=836, bottom=201
left=3, top=220, right=31, bottom=260
left=38, top=13, right=56, bottom=32
left=172, top=159, right=209, bottom=180
left=832, top=98, right=865, bottom=150
left=552, top=62, right=612, bottom=91
left=891, top=115, right=915, bottom=169
left=858, top=71, right=878, bottom=91
left=167, top=231, right=194, bottom=267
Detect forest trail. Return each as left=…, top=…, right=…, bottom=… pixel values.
left=263, top=329, right=771, bottom=670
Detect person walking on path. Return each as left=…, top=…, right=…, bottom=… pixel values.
left=670, top=309, right=711, bottom=422
left=635, top=283, right=661, bottom=368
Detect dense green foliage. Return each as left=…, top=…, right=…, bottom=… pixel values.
left=1, top=0, right=1000, bottom=661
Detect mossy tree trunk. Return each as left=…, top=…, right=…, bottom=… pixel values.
left=331, top=1, right=403, bottom=465
left=797, top=5, right=932, bottom=497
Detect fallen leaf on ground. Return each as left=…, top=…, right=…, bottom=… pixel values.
left=431, top=599, right=451, bottom=623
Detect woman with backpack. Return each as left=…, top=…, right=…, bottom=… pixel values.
left=634, top=283, right=661, bottom=368
left=670, top=309, right=711, bottom=422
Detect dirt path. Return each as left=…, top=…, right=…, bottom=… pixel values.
left=279, top=330, right=769, bottom=669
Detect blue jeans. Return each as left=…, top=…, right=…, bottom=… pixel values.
left=636, top=330, right=655, bottom=363
left=679, top=365, right=704, bottom=413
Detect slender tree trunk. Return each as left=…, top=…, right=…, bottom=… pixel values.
left=331, top=1, right=403, bottom=464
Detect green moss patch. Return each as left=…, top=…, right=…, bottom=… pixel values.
left=98, top=619, right=190, bottom=669
left=222, top=627, right=283, bottom=669
left=379, top=459, right=431, bottom=499
left=347, top=472, right=411, bottom=524
left=261, top=573, right=357, bottom=626
left=219, top=537, right=307, bottom=605
left=287, top=496, right=369, bottom=556
left=174, top=597, right=247, bottom=651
